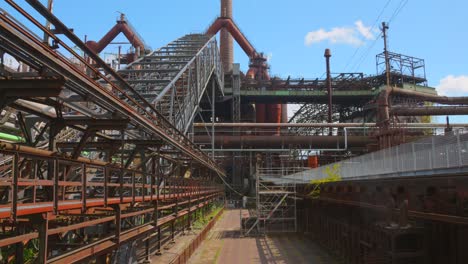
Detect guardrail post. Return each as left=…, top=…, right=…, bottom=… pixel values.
left=11, top=153, right=18, bottom=222
left=53, top=159, right=59, bottom=215
left=144, top=237, right=151, bottom=263
left=37, top=213, right=49, bottom=264
left=156, top=226, right=162, bottom=255
left=82, top=163, right=87, bottom=213
left=15, top=223, right=25, bottom=263
left=104, top=167, right=108, bottom=207
left=188, top=195, right=192, bottom=231
left=132, top=171, right=136, bottom=205
left=457, top=132, right=462, bottom=166
left=113, top=205, right=121, bottom=244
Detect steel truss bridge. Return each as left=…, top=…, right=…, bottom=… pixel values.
left=0, top=1, right=225, bottom=262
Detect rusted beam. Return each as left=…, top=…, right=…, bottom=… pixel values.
left=0, top=78, right=64, bottom=97
left=61, top=118, right=129, bottom=130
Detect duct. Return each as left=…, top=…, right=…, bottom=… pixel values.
left=194, top=122, right=377, bottom=128
left=392, top=106, right=468, bottom=116
left=206, top=18, right=257, bottom=58
left=391, top=87, right=468, bottom=105
left=193, top=135, right=373, bottom=149
left=15, top=99, right=56, bottom=117
left=85, top=14, right=146, bottom=55
left=193, top=122, right=468, bottom=128
left=281, top=104, right=288, bottom=123
left=378, top=86, right=468, bottom=127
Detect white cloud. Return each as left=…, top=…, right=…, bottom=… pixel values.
left=304, top=20, right=375, bottom=47
left=436, top=75, right=468, bottom=96
left=355, top=20, right=375, bottom=40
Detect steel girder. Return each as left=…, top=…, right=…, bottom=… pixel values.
left=0, top=1, right=225, bottom=176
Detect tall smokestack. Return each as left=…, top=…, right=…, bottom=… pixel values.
left=220, top=0, right=234, bottom=72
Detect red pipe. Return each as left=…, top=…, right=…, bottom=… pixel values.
left=85, top=16, right=145, bottom=56
left=206, top=18, right=257, bottom=58
left=256, top=104, right=266, bottom=123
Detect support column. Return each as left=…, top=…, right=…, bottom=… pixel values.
left=37, top=214, right=49, bottom=264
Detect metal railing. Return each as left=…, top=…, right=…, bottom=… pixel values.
left=283, top=129, right=468, bottom=182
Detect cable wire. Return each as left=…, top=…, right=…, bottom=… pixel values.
left=350, top=0, right=409, bottom=72
left=343, top=0, right=393, bottom=71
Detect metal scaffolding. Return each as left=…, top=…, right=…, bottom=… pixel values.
left=244, top=166, right=297, bottom=235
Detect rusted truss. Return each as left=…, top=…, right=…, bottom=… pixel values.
left=0, top=0, right=225, bottom=176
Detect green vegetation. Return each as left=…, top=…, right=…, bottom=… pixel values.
left=308, top=164, right=342, bottom=198
left=192, top=203, right=223, bottom=230
left=1, top=239, right=38, bottom=263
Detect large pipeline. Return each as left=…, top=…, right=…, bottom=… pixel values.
left=193, top=123, right=468, bottom=128
left=206, top=18, right=257, bottom=58
left=391, top=87, right=468, bottom=105
left=194, top=135, right=373, bottom=149
left=379, top=87, right=468, bottom=126
left=392, top=106, right=468, bottom=116
left=85, top=14, right=146, bottom=55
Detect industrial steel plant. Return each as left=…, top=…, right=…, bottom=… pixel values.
left=0, top=0, right=467, bottom=263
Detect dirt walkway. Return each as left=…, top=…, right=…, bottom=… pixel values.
left=188, top=209, right=337, bottom=264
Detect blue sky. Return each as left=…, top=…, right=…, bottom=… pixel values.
left=3, top=0, right=468, bottom=121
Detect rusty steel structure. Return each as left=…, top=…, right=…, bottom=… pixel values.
left=1, top=0, right=468, bottom=263
left=85, top=13, right=151, bottom=63
left=0, top=0, right=226, bottom=262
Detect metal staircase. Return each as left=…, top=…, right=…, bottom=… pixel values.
left=119, top=34, right=224, bottom=134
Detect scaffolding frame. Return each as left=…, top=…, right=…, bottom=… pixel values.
left=244, top=166, right=298, bottom=235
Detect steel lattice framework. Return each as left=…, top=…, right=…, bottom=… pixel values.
left=120, top=34, right=223, bottom=133
left=0, top=1, right=225, bottom=262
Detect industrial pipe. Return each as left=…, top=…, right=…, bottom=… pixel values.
left=206, top=18, right=257, bottom=58
left=391, top=87, right=468, bottom=105
left=85, top=14, right=146, bottom=55
left=193, top=122, right=468, bottom=128
left=391, top=106, right=468, bottom=116
left=194, top=122, right=377, bottom=128
left=0, top=133, right=24, bottom=143
left=193, top=135, right=373, bottom=149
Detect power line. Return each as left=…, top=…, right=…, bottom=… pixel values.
left=389, top=0, right=409, bottom=24
left=350, top=0, right=409, bottom=72
left=351, top=32, right=382, bottom=72
left=343, top=0, right=393, bottom=72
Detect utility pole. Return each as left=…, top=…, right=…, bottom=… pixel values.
left=325, top=49, right=333, bottom=135
left=382, top=22, right=391, bottom=89
left=380, top=22, right=391, bottom=148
